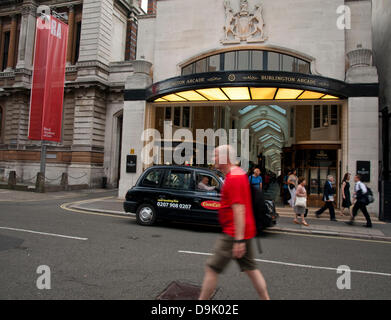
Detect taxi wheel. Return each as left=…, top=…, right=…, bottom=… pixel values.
left=136, top=203, right=157, bottom=226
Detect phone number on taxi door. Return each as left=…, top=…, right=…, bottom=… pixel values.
left=157, top=200, right=192, bottom=210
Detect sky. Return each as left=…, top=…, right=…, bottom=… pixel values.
left=141, top=0, right=147, bottom=12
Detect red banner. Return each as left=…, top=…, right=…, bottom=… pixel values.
left=28, top=15, right=68, bottom=142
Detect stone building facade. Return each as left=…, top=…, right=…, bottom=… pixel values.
left=0, top=0, right=385, bottom=216
left=0, top=0, right=142, bottom=188
left=121, top=0, right=381, bottom=214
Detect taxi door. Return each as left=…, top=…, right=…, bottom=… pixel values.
left=157, top=169, right=197, bottom=221
left=191, top=171, right=221, bottom=224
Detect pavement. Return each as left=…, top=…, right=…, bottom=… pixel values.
left=1, top=188, right=391, bottom=300
left=56, top=186, right=391, bottom=242
left=1, top=187, right=390, bottom=243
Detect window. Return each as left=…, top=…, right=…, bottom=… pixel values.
left=322, top=105, right=329, bottom=127
left=270, top=105, right=287, bottom=115
left=1, top=31, right=10, bottom=71
left=239, top=105, right=257, bottom=115
left=237, top=50, right=250, bottom=70
left=208, top=55, right=220, bottom=72
left=196, top=173, right=219, bottom=192
left=173, top=107, right=181, bottom=126
left=182, top=64, right=193, bottom=76
left=163, top=170, right=193, bottom=190
left=267, top=51, right=280, bottom=71
left=313, top=105, right=339, bottom=128
left=182, top=107, right=190, bottom=127
left=195, top=59, right=207, bottom=73
left=330, top=105, right=338, bottom=125
left=251, top=51, right=264, bottom=70
left=165, top=107, right=172, bottom=120
left=224, top=51, right=236, bottom=71
left=181, top=50, right=311, bottom=76
left=313, top=105, right=321, bottom=128
left=166, top=107, right=192, bottom=127
left=282, top=55, right=295, bottom=72
left=141, top=169, right=163, bottom=188
left=73, top=21, right=82, bottom=63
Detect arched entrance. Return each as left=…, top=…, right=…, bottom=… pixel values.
left=123, top=62, right=378, bottom=206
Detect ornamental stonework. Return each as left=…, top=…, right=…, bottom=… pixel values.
left=222, top=0, right=268, bottom=44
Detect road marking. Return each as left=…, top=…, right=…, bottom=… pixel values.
left=178, top=250, right=391, bottom=277
left=0, top=226, right=88, bottom=241
left=60, top=202, right=135, bottom=220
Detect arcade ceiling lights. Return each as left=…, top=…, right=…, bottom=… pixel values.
left=154, top=87, right=340, bottom=102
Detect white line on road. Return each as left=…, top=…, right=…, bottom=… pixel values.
left=0, top=226, right=88, bottom=241
left=178, top=250, right=391, bottom=277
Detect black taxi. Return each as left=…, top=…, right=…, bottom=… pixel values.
left=124, top=165, right=224, bottom=226
left=124, top=165, right=278, bottom=228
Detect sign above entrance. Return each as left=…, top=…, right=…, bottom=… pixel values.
left=124, top=71, right=378, bottom=102
left=222, top=0, right=267, bottom=44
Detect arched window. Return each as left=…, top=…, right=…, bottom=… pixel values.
left=181, top=50, right=311, bottom=76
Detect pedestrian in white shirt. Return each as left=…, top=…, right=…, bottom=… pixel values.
left=346, top=174, right=372, bottom=228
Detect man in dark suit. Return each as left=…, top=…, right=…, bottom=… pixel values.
left=315, top=175, right=337, bottom=221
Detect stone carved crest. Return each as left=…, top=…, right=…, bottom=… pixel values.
left=222, top=0, right=267, bottom=44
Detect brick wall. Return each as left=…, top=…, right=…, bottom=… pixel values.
left=148, top=0, right=157, bottom=15
left=125, top=18, right=138, bottom=61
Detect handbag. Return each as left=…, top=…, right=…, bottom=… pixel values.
left=295, top=196, right=307, bottom=207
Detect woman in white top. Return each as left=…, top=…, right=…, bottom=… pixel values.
left=293, top=177, right=309, bottom=226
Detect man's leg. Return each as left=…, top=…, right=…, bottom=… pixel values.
left=199, top=266, right=218, bottom=300
left=315, top=202, right=327, bottom=215
left=200, top=235, right=231, bottom=300
left=360, top=203, right=372, bottom=227
left=328, top=202, right=336, bottom=220
left=245, top=269, right=270, bottom=300
left=347, top=202, right=359, bottom=225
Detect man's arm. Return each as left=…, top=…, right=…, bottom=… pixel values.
left=325, top=183, right=330, bottom=201
left=232, top=203, right=246, bottom=259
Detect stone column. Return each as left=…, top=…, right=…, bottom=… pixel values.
left=346, top=48, right=380, bottom=215
left=78, top=0, right=114, bottom=66
left=6, top=15, right=17, bottom=70
left=66, top=5, right=75, bottom=65
left=118, top=60, right=152, bottom=198
left=16, top=5, right=37, bottom=70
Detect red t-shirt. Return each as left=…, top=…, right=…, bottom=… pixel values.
left=219, top=166, right=256, bottom=239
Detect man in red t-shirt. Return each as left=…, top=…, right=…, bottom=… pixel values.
left=199, top=145, right=270, bottom=300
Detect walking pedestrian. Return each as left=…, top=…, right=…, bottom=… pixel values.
left=199, top=145, right=270, bottom=300
left=264, top=173, right=270, bottom=191
left=346, top=174, right=372, bottom=228
left=249, top=168, right=263, bottom=190
left=340, top=173, right=352, bottom=217
left=287, top=169, right=298, bottom=207
left=282, top=170, right=291, bottom=205
left=315, top=175, right=337, bottom=221
left=293, top=177, right=309, bottom=226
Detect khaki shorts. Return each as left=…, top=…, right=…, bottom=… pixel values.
left=206, top=234, right=257, bottom=274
